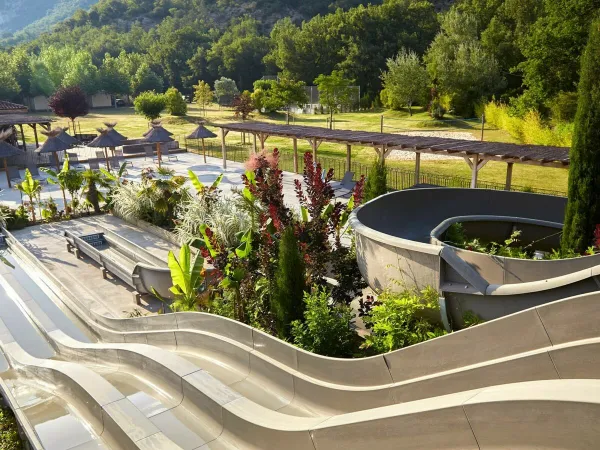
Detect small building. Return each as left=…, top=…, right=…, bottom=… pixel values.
left=27, top=96, right=51, bottom=112
left=89, top=93, right=113, bottom=109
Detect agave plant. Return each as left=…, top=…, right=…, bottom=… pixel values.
left=153, top=244, right=205, bottom=312
left=16, top=169, right=42, bottom=223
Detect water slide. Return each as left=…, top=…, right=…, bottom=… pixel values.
left=3, top=231, right=600, bottom=448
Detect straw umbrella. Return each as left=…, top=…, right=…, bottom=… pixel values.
left=144, top=120, right=173, bottom=137
left=187, top=123, right=217, bottom=163
left=104, top=122, right=127, bottom=158
left=88, top=128, right=122, bottom=170
left=36, top=129, right=72, bottom=172
left=143, top=124, right=174, bottom=169
left=0, top=130, right=23, bottom=188
left=56, top=127, right=79, bottom=146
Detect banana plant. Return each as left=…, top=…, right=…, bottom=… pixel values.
left=16, top=169, right=42, bottom=224
left=188, top=170, right=223, bottom=197
left=153, top=244, right=205, bottom=312
left=100, top=162, right=128, bottom=185
left=41, top=157, right=69, bottom=213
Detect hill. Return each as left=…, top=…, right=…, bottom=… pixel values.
left=0, top=0, right=98, bottom=44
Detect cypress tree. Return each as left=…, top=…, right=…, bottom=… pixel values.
left=271, top=227, right=306, bottom=338
left=364, top=158, right=388, bottom=202
left=562, top=19, right=600, bottom=253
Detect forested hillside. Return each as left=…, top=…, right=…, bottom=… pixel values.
left=0, top=0, right=98, bottom=44
left=0, top=0, right=597, bottom=142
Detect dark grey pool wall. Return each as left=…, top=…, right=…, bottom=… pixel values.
left=350, top=188, right=600, bottom=326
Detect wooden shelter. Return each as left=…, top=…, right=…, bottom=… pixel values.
left=215, top=122, right=570, bottom=189
left=0, top=100, right=53, bottom=151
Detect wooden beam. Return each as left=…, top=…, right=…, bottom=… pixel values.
left=415, top=152, right=421, bottom=184
left=221, top=128, right=228, bottom=169
left=293, top=138, right=299, bottom=173
left=470, top=154, right=479, bottom=188
left=505, top=162, right=514, bottom=191
left=19, top=124, right=26, bottom=151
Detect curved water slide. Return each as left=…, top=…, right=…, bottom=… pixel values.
left=5, top=230, right=600, bottom=448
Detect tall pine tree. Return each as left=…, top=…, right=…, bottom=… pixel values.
left=562, top=19, right=600, bottom=253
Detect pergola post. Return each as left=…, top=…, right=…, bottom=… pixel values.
left=470, top=154, right=479, bottom=188
left=19, top=124, right=26, bottom=151
left=221, top=128, right=229, bottom=169
left=505, top=162, right=514, bottom=191
left=253, top=134, right=257, bottom=153
left=31, top=124, right=39, bottom=148
left=293, top=138, right=298, bottom=173
left=346, top=144, right=351, bottom=172
left=258, top=133, right=269, bottom=151
left=415, top=152, right=421, bottom=185
left=312, top=139, right=318, bottom=160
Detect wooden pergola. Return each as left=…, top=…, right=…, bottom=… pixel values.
left=215, top=122, right=570, bottom=190
left=0, top=113, right=53, bottom=151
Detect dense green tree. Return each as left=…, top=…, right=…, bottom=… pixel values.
left=62, top=50, right=99, bottom=94
left=425, top=9, right=504, bottom=116
left=133, top=91, right=166, bottom=120
left=381, top=48, right=429, bottom=115
left=214, top=77, right=239, bottom=106
left=29, top=60, right=55, bottom=97
left=314, top=71, right=355, bottom=124
left=99, top=53, right=130, bottom=96
left=165, top=87, right=188, bottom=116
left=562, top=19, right=600, bottom=254
left=252, top=77, right=307, bottom=122
left=0, top=52, right=20, bottom=100
left=131, top=63, right=164, bottom=96
left=207, top=17, right=270, bottom=91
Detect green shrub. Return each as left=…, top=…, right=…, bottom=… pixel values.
left=549, top=91, right=578, bottom=123
left=362, top=286, right=447, bottom=353
left=271, top=227, right=306, bottom=338
left=133, top=91, right=166, bottom=120
left=364, top=158, right=388, bottom=201
left=165, top=87, right=188, bottom=116
left=563, top=19, right=600, bottom=253
left=0, top=205, right=29, bottom=230
left=484, top=101, right=573, bottom=146
left=0, top=404, right=22, bottom=450
left=291, top=286, right=357, bottom=357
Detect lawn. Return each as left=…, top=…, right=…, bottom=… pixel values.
left=22, top=104, right=569, bottom=194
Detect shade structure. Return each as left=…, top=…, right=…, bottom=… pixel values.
left=143, top=125, right=174, bottom=168
left=56, top=129, right=79, bottom=146
left=187, top=124, right=217, bottom=163
left=88, top=131, right=123, bottom=170
left=104, top=123, right=127, bottom=144
left=36, top=135, right=72, bottom=172
left=187, top=124, right=217, bottom=140
left=0, top=141, right=22, bottom=188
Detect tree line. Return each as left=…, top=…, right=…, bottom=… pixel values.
left=0, top=0, right=597, bottom=121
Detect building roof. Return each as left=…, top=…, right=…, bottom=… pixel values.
left=216, top=122, right=571, bottom=168
left=0, top=101, right=28, bottom=114
left=0, top=114, right=53, bottom=127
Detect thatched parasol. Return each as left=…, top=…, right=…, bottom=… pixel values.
left=186, top=123, right=217, bottom=163
left=0, top=130, right=22, bottom=188
left=36, top=129, right=72, bottom=171
left=88, top=128, right=122, bottom=170
left=144, top=120, right=173, bottom=137
left=143, top=124, right=174, bottom=169
left=56, top=127, right=79, bottom=146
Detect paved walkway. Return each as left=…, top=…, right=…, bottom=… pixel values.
left=0, top=152, right=307, bottom=212
left=11, top=215, right=176, bottom=318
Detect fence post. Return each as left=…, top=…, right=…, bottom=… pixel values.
left=481, top=114, right=485, bottom=142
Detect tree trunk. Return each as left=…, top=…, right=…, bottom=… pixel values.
left=408, top=101, right=413, bottom=116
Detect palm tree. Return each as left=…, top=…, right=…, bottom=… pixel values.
left=138, top=169, right=188, bottom=225
left=41, top=156, right=70, bottom=214
left=16, top=169, right=42, bottom=223
left=81, top=169, right=110, bottom=214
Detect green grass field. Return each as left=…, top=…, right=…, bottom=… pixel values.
left=22, top=104, right=569, bottom=194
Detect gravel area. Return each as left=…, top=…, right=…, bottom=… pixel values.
left=387, top=131, right=477, bottom=161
